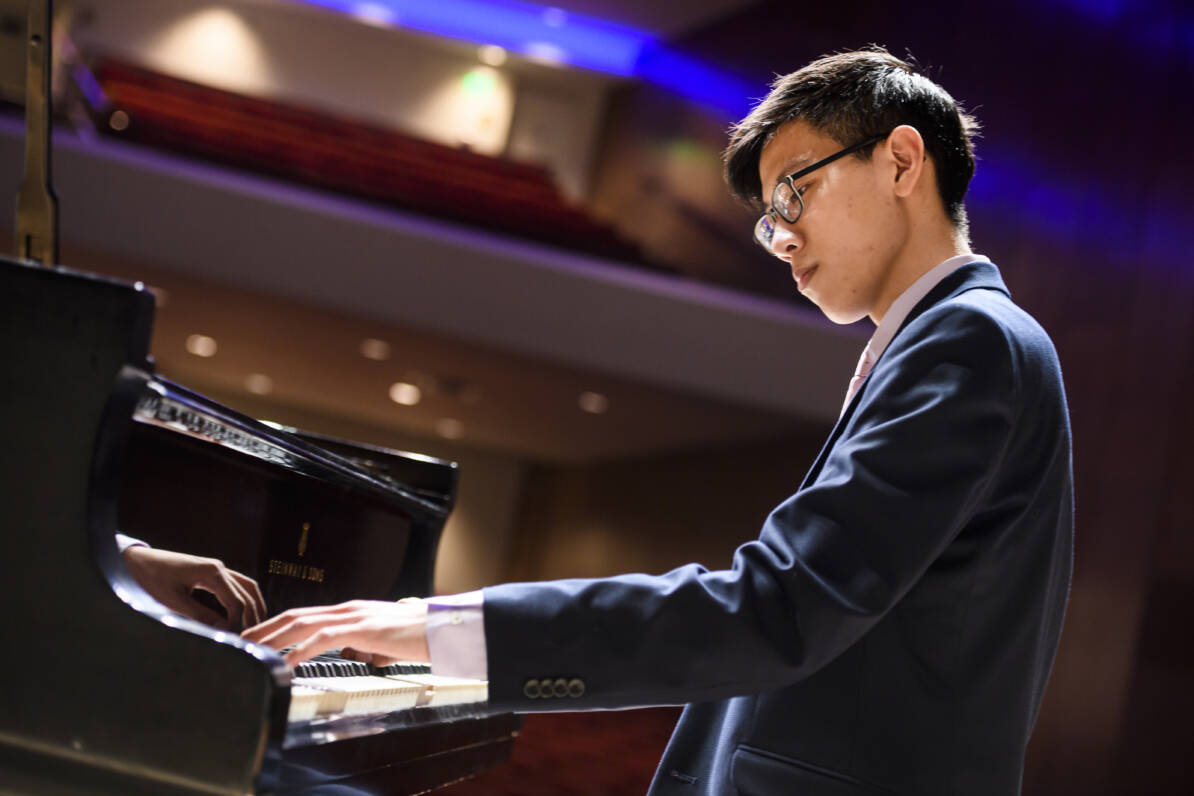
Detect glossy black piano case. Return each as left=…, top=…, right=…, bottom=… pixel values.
left=0, top=255, right=518, bottom=794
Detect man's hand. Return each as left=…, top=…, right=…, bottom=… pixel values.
left=242, top=599, right=430, bottom=668
left=122, top=546, right=266, bottom=631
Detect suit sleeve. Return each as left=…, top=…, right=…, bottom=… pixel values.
left=481, top=304, right=1019, bottom=711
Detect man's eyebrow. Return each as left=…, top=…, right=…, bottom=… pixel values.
left=762, top=156, right=815, bottom=200
left=770, top=155, right=815, bottom=183
left=781, top=156, right=814, bottom=174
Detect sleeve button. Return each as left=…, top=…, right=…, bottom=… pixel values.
left=523, top=679, right=540, bottom=699
left=539, top=678, right=555, bottom=698
left=552, top=678, right=569, bottom=698
left=567, top=678, right=585, bottom=698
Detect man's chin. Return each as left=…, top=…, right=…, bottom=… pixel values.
left=816, top=303, right=870, bottom=326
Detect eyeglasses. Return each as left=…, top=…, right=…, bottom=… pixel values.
left=754, top=132, right=890, bottom=250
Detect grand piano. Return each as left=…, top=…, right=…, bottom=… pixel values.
left=0, top=3, right=518, bottom=793
left=0, top=253, right=520, bottom=794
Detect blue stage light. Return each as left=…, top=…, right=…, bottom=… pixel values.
left=635, top=45, right=762, bottom=120
left=289, top=0, right=767, bottom=117
left=968, top=145, right=1192, bottom=270
left=1037, top=0, right=1194, bottom=65
left=294, top=0, right=653, bottom=75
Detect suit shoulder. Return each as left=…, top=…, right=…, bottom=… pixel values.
left=909, top=287, right=1065, bottom=404
left=914, top=287, right=1058, bottom=362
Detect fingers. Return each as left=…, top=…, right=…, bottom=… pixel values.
left=188, top=561, right=266, bottom=630
left=336, top=648, right=400, bottom=666
left=284, top=620, right=376, bottom=667
left=193, top=563, right=252, bottom=630
left=243, top=601, right=363, bottom=644
left=249, top=609, right=369, bottom=653
left=120, top=546, right=267, bottom=631
left=367, top=654, right=404, bottom=667
left=241, top=600, right=429, bottom=668
left=280, top=620, right=428, bottom=668
left=217, top=569, right=264, bottom=629
left=339, top=647, right=375, bottom=664
left=233, top=570, right=268, bottom=627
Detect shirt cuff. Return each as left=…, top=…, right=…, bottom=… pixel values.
left=424, top=590, right=488, bottom=681
left=115, top=533, right=149, bottom=554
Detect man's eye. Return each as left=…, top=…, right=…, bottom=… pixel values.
left=796, top=184, right=810, bottom=196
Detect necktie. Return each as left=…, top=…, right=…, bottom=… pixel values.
left=841, top=346, right=875, bottom=416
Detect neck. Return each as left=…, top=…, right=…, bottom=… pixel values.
left=869, top=222, right=970, bottom=326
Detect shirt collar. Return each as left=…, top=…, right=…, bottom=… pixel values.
left=863, top=253, right=990, bottom=364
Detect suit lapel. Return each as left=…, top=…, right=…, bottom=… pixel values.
left=797, top=262, right=1011, bottom=491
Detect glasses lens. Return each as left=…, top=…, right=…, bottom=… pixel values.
left=773, top=182, right=801, bottom=223
left=755, top=214, right=775, bottom=247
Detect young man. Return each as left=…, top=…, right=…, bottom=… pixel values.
left=246, top=48, right=1073, bottom=795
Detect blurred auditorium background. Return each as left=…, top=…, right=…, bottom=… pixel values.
left=1, top=0, right=1191, bottom=792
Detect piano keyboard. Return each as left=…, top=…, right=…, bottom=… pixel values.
left=287, top=653, right=489, bottom=722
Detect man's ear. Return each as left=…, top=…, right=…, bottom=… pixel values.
left=886, top=125, right=926, bottom=199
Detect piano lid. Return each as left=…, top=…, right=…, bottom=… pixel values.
left=131, top=375, right=457, bottom=521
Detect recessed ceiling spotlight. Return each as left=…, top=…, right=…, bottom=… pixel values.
left=478, top=44, right=507, bottom=67
left=350, top=2, right=397, bottom=27
left=525, top=41, right=567, bottom=65
left=185, top=334, right=218, bottom=357
left=578, top=391, right=609, bottom=414
left=360, top=338, right=391, bottom=360
left=390, top=381, right=422, bottom=406
left=436, top=418, right=465, bottom=439
left=245, top=373, right=273, bottom=395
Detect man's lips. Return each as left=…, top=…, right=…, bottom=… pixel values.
left=793, top=264, right=817, bottom=291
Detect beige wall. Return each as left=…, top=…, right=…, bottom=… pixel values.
left=504, top=431, right=828, bottom=583
left=187, top=384, right=529, bottom=596
left=171, top=383, right=830, bottom=600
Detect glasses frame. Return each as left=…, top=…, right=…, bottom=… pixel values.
left=755, top=132, right=891, bottom=250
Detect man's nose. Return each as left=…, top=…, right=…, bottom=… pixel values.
left=768, top=220, right=801, bottom=259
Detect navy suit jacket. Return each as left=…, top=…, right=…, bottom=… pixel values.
left=483, top=262, right=1073, bottom=795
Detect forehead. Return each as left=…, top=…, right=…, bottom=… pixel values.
left=757, top=120, right=841, bottom=197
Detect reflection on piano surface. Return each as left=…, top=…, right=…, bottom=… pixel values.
left=0, top=253, right=519, bottom=794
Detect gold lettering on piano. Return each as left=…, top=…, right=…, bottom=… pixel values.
left=267, top=559, right=325, bottom=583
left=298, top=522, right=310, bottom=557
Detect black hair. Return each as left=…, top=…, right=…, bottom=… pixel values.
left=724, top=46, right=979, bottom=233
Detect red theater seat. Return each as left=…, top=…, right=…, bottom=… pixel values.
left=90, top=59, right=647, bottom=263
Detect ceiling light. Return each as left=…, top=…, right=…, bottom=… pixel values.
left=478, top=44, right=507, bottom=67
left=288, top=0, right=650, bottom=75
left=245, top=373, right=273, bottom=395
left=150, top=8, right=270, bottom=91
left=578, top=391, right=609, bottom=414
left=390, top=381, right=422, bottom=406
left=436, top=418, right=464, bottom=439
left=185, top=334, right=218, bottom=357
left=461, top=66, right=500, bottom=97
left=350, top=2, right=398, bottom=27
left=360, top=338, right=391, bottom=360
left=524, top=41, right=568, bottom=66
